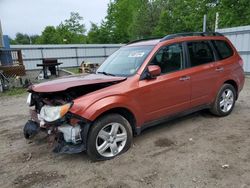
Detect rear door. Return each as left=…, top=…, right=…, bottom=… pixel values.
left=185, top=40, right=218, bottom=107
left=212, top=39, right=235, bottom=78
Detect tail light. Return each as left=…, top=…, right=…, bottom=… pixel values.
left=239, top=58, right=244, bottom=67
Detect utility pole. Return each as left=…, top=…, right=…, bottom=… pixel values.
left=0, top=20, right=3, bottom=47
left=28, top=35, right=32, bottom=44
left=215, top=12, right=219, bottom=31
left=203, top=14, right=207, bottom=32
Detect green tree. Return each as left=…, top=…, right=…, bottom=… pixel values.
left=38, top=12, right=87, bottom=44
left=87, top=23, right=103, bottom=43
left=30, top=35, right=40, bottom=44
left=13, top=33, right=31, bottom=44
left=56, top=12, right=86, bottom=43
left=11, top=1, right=250, bottom=44
left=107, top=0, right=141, bottom=42
left=10, top=33, right=41, bottom=44
left=154, top=0, right=218, bottom=36
left=217, top=0, right=250, bottom=28
left=9, top=37, right=17, bottom=45
left=63, top=12, right=86, bottom=35
left=38, top=26, right=61, bottom=44
left=129, top=0, right=162, bottom=39
left=87, top=0, right=141, bottom=43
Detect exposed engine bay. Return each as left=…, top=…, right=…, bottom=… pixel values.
left=24, top=80, right=123, bottom=154
left=30, top=82, right=117, bottom=112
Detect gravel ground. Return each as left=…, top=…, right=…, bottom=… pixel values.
left=0, top=78, right=249, bottom=188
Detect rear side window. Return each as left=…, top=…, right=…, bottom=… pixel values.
left=212, top=40, right=234, bottom=60
left=187, top=41, right=215, bottom=67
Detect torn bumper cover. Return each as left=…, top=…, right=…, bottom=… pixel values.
left=24, top=108, right=91, bottom=154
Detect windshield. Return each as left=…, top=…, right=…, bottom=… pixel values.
left=97, top=46, right=154, bottom=77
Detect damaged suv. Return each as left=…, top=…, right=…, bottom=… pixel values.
left=24, top=32, right=245, bottom=160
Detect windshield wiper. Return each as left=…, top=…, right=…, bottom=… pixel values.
left=97, top=71, right=116, bottom=76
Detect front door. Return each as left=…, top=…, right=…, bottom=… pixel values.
left=136, top=43, right=191, bottom=123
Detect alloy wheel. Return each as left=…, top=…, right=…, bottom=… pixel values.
left=96, top=122, right=127, bottom=157
left=219, top=88, right=234, bottom=113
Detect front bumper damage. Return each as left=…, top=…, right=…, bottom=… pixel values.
left=23, top=109, right=91, bottom=154
left=23, top=75, right=126, bottom=154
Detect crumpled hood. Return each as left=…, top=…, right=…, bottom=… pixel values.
left=30, top=74, right=127, bottom=93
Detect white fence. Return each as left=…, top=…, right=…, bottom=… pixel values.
left=216, top=25, right=250, bottom=73
left=10, top=44, right=123, bottom=70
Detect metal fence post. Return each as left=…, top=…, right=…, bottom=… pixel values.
left=104, top=46, right=107, bottom=58
left=41, top=48, right=44, bottom=59
left=75, top=47, right=79, bottom=66
left=17, top=50, right=23, bottom=65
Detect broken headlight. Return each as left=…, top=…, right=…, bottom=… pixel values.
left=40, top=103, right=72, bottom=122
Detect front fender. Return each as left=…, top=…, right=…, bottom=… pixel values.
left=70, top=95, right=143, bottom=126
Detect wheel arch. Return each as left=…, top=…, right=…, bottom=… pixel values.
left=224, top=79, right=238, bottom=99
left=93, top=107, right=137, bottom=135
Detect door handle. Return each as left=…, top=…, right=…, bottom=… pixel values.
left=179, top=76, right=190, bottom=81
left=215, top=67, right=224, bottom=72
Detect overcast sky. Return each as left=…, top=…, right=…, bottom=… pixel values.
left=0, top=0, right=110, bottom=38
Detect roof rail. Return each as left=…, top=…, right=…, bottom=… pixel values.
left=160, top=32, right=223, bottom=42
left=127, top=37, right=161, bottom=45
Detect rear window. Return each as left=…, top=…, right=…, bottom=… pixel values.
left=212, top=40, right=234, bottom=60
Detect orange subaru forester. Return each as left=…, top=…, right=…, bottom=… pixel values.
left=24, top=32, right=245, bottom=160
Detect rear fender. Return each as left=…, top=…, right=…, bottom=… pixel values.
left=212, top=66, right=243, bottom=102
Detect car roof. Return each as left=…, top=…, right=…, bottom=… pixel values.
left=126, top=32, right=225, bottom=47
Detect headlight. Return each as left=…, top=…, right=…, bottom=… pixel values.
left=40, top=103, right=72, bottom=122
left=27, top=93, right=32, bottom=105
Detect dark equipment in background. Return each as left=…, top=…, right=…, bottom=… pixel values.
left=36, top=58, right=62, bottom=79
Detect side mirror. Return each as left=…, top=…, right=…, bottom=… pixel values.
left=147, top=65, right=161, bottom=79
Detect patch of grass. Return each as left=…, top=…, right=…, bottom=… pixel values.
left=0, top=87, right=27, bottom=97
left=64, top=67, right=80, bottom=74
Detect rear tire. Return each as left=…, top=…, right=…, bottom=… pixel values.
left=87, top=113, right=133, bottom=161
left=210, top=84, right=236, bottom=116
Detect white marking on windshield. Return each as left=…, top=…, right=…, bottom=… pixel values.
left=128, top=51, right=145, bottom=58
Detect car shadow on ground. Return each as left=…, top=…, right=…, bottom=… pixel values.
left=58, top=110, right=217, bottom=162
left=136, top=109, right=215, bottom=137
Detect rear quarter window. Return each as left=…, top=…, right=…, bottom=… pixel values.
left=212, top=40, right=234, bottom=60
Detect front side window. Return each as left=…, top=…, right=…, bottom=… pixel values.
left=150, top=43, right=184, bottom=74
left=97, top=46, right=154, bottom=77
left=187, top=41, right=215, bottom=67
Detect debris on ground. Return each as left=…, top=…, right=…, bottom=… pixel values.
left=221, top=164, right=230, bottom=169
left=22, top=152, right=32, bottom=162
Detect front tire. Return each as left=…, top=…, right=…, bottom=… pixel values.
left=210, top=84, right=236, bottom=116
left=87, top=113, right=132, bottom=161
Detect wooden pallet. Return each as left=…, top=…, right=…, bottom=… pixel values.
left=0, top=64, right=25, bottom=77
left=0, top=49, right=25, bottom=77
